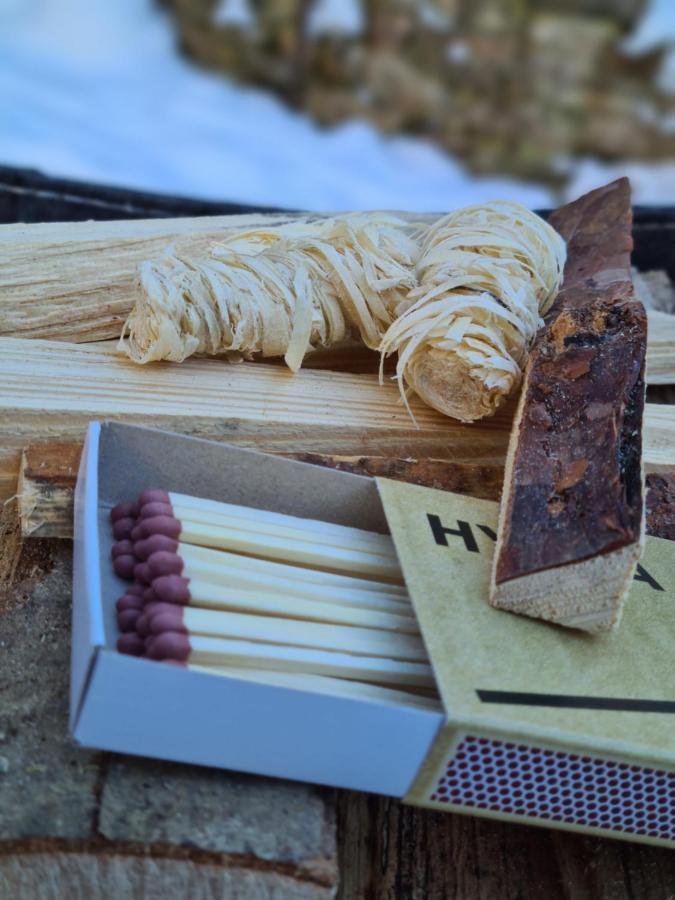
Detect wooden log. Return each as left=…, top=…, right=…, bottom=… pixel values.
left=491, top=178, right=647, bottom=633
left=0, top=335, right=520, bottom=506
left=645, top=472, right=675, bottom=541
left=0, top=212, right=308, bottom=341
left=16, top=441, right=504, bottom=538
left=646, top=310, right=675, bottom=385
left=0, top=211, right=673, bottom=384
left=297, top=317, right=675, bottom=383
left=15, top=400, right=673, bottom=539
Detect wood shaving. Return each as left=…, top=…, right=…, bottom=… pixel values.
left=120, top=203, right=565, bottom=421
left=380, top=201, right=566, bottom=421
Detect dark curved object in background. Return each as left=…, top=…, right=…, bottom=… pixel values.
left=0, top=163, right=673, bottom=280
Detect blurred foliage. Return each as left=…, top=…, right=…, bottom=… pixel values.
left=161, top=0, right=675, bottom=186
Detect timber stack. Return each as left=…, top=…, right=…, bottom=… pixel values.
left=0, top=178, right=673, bottom=606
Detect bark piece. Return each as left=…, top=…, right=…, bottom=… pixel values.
left=491, top=179, right=648, bottom=633
left=646, top=472, right=675, bottom=541
left=16, top=440, right=505, bottom=539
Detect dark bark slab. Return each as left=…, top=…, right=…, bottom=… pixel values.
left=646, top=472, right=675, bottom=541
left=491, top=179, right=647, bottom=631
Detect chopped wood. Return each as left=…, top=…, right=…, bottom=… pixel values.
left=633, top=268, right=675, bottom=315
left=646, top=310, right=675, bottom=384
left=0, top=212, right=307, bottom=342
left=0, top=335, right=518, bottom=505
left=0, top=212, right=671, bottom=384
left=491, top=178, right=647, bottom=633
left=13, top=417, right=672, bottom=541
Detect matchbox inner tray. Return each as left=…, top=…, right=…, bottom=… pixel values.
left=72, top=421, right=674, bottom=849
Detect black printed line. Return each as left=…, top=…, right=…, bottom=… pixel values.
left=476, top=690, right=675, bottom=713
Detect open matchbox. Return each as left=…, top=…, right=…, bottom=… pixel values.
left=72, top=421, right=675, bottom=848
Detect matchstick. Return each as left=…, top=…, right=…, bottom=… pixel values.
left=144, top=633, right=436, bottom=688
left=110, top=491, right=435, bottom=697
left=137, top=604, right=427, bottom=660
left=149, top=490, right=396, bottom=558
left=131, top=490, right=403, bottom=582
left=137, top=537, right=409, bottom=599
left=189, top=665, right=442, bottom=710
left=136, top=541, right=412, bottom=615
left=144, top=576, right=419, bottom=633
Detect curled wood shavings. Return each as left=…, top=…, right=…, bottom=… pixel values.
left=120, top=214, right=417, bottom=372
left=120, top=203, right=565, bottom=422
left=379, top=201, right=566, bottom=422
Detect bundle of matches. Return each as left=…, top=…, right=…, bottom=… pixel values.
left=110, top=490, right=437, bottom=701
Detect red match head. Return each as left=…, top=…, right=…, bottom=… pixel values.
left=151, top=574, right=191, bottom=605
left=139, top=489, right=171, bottom=507
left=147, top=551, right=184, bottom=578
left=146, top=631, right=191, bottom=662
left=111, top=539, right=134, bottom=559
left=145, top=604, right=187, bottom=636
left=115, top=594, right=144, bottom=613
left=110, top=501, right=139, bottom=523
left=134, top=533, right=179, bottom=561
left=112, top=517, right=136, bottom=540
left=132, top=515, right=182, bottom=542
left=133, top=562, right=153, bottom=584
left=117, top=633, right=145, bottom=656
left=117, top=608, right=142, bottom=633
left=113, top=555, right=136, bottom=580
left=139, top=502, right=174, bottom=520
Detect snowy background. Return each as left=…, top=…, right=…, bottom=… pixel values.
left=1, top=0, right=674, bottom=211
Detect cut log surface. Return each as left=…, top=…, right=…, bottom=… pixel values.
left=491, top=178, right=648, bottom=633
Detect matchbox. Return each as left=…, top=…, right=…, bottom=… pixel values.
left=72, top=422, right=675, bottom=847
left=71, top=421, right=444, bottom=796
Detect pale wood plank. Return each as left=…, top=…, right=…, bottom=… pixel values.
left=0, top=336, right=516, bottom=502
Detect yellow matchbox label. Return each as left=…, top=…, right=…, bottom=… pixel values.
left=376, top=479, right=675, bottom=766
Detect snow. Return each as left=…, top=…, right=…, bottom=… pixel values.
left=622, top=0, right=675, bottom=54
left=566, top=158, right=675, bottom=206
left=212, top=0, right=256, bottom=30
left=418, top=1, right=454, bottom=32
left=0, top=0, right=552, bottom=210
left=306, top=0, right=363, bottom=38
left=0, top=0, right=674, bottom=210
left=621, top=0, right=675, bottom=92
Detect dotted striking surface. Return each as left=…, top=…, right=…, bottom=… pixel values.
left=429, top=735, right=675, bottom=842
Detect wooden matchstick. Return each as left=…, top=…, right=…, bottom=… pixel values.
left=110, top=491, right=434, bottom=697
left=131, top=490, right=403, bottom=582
left=143, top=577, right=418, bottom=633
left=137, top=536, right=409, bottom=599
left=138, top=604, right=427, bottom=661
left=143, top=632, right=436, bottom=688
left=190, top=665, right=442, bottom=709
left=153, top=490, right=396, bottom=558
left=138, top=540, right=412, bottom=615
